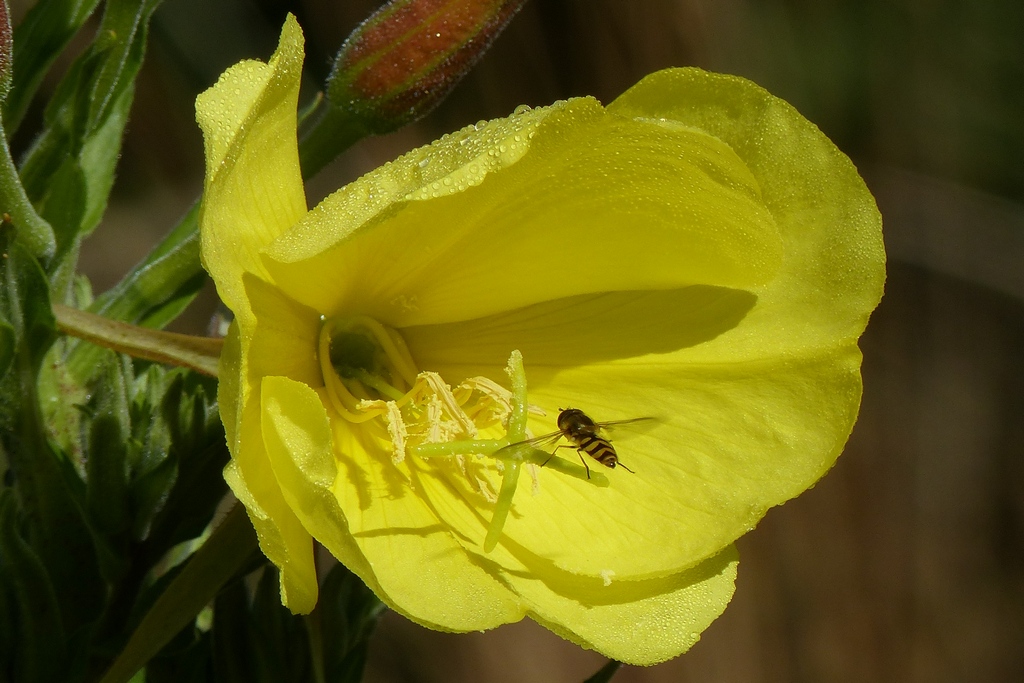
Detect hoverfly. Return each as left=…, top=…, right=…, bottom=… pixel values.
left=510, top=408, right=654, bottom=478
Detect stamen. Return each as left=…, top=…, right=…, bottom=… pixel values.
left=422, top=372, right=477, bottom=437
left=317, top=331, right=607, bottom=554
left=384, top=401, right=408, bottom=463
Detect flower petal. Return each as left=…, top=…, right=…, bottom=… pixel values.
left=221, top=321, right=317, bottom=612
left=221, top=275, right=324, bottom=613
left=224, top=408, right=318, bottom=613
left=607, top=68, right=885, bottom=355
left=197, top=14, right=307, bottom=320
left=513, top=546, right=738, bottom=666
left=262, top=97, right=784, bottom=326
left=260, top=375, right=527, bottom=631
left=406, top=312, right=858, bottom=579
left=396, top=68, right=884, bottom=578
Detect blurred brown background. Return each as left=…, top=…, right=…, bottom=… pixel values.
left=10, top=0, right=1024, bottom=681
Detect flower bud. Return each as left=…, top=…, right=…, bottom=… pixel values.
left=328, top=0, right=527, bottom=131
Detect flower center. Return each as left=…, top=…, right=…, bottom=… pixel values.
left=318, top=315, right=521, bottom=461
left=318, top=319, right=609, bottom=552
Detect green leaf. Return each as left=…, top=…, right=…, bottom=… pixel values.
left=125, top=365, right=174, bottom=541
left=0, top=117, right=55, bottom=259
left=93, top=203, right=204, bottom=328
left=84, top=354, right=133, bottom=545
left=1, top=0, right=103, bottom=134
left=16, top=0, right=162, bottom=271
left=319, top=564, right=385, bottom=683
left=0, top=316, right=14, bottom=380
left=0, top=491, right=67, bottom=683
left=64, top=204, right=204, bottom=387
left=141, top=371, right=228, bottom=554
left=249, top=567, right=314, bottom=683
left=1, top=0, right=12, bottom=104
left=0, top=230, right=105, bottom=634
left=144, top=632, right=212, bottom=683
left=99, top=505, right=260, bottom=683
left=0, top=224, right=57, bottom=449
left=211, top=580, right=257, bottom=683
left=0, top=559, right=14, bottom=681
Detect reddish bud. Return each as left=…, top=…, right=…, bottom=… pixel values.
left=328, top=0, right=528, bottom=132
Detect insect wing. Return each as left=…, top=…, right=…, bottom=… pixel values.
left=592, top=417, right=657, bottom=441
left=491, top=429, right=563, bottom=465
left=516, top=429, right=564, bottom=448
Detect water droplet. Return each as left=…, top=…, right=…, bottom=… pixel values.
left=513, top=104, right=532, bottom=115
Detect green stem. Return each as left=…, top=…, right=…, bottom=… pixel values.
left=584, top=659, right=623, bottom=683
left=298, top=104, right=369, bottom=179
left=0, top=114, right=54, bottom=258
left=304, top=608, right=326, bottom=683
left=98, top=504, right=259, bottom=683
left=54, top=303, right=222, bottom=377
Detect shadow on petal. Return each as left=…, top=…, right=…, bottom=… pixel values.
left=498, top=538, right=737, bottom=608
left=404, top=285, right=756, bottom=377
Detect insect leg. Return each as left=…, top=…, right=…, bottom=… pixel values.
left=540, top=437, right=566, bottom=468
left=574, top=448, right=592, bottom=479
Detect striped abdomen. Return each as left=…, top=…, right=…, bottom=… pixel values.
left=574, top=433, right=620, bottom=468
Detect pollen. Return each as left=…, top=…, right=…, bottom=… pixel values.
left=319, top=315, right=523, bottom=462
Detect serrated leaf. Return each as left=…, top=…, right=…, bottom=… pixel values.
left=142, top=371, right=227, bottom=555
left=0, top=233, right=105, bottom=634
left=0, top=227, right=57, bottom=438
left=84, top=354, right=133, bottom=546
left=16, top=0, right=162, bottom=273
left=36, top=337, right=90, bottom=468
left=1, top=0, right=103, bottom=134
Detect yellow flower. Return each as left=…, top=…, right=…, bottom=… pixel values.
left=197, top=16, right=884, bottom=666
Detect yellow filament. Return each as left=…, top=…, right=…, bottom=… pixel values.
left=317, top=316, right=417, bottom=423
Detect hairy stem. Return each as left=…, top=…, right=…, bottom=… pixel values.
left=54, top=304, right=222, bottom=377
